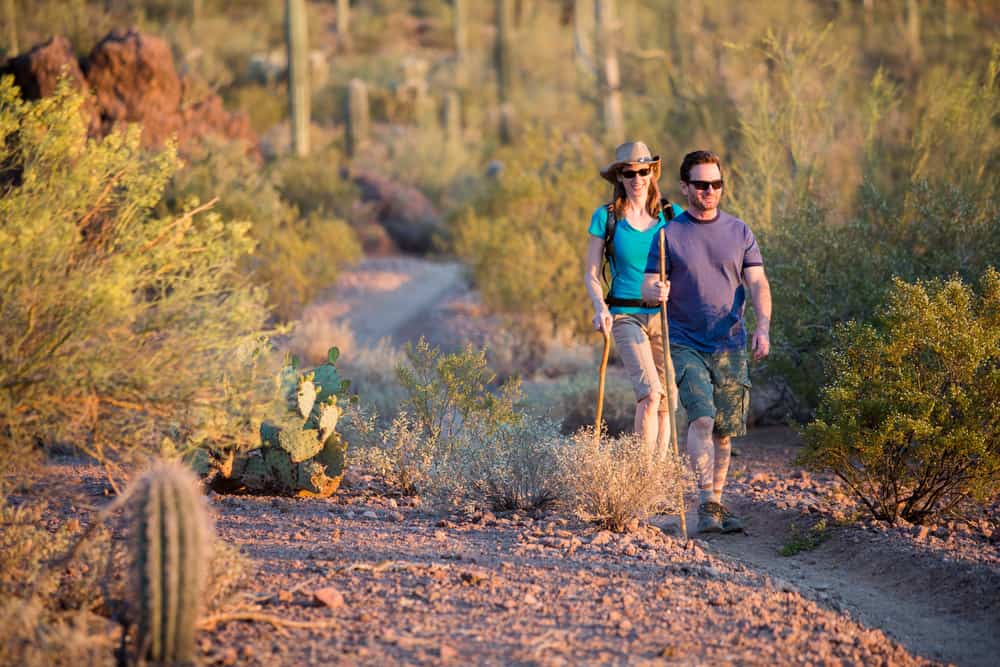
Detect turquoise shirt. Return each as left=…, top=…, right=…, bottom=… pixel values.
left=589, top=203, right=683, bottom=314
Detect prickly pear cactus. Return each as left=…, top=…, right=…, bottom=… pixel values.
left=217, top=346, right=352, bottom=497
left=127, top=462, right=213, bottom=665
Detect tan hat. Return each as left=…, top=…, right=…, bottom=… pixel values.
left=600, top=141, right=661, bottom=183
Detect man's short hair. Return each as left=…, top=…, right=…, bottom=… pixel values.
left=680, top=150, right=723, bottom=182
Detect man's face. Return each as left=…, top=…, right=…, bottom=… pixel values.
left=680, top=162, right=724, bottom=212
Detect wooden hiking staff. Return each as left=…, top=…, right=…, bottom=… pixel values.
left=595, top=327, right=611, bottom=442
left=659, top=228, right=688, bottom=542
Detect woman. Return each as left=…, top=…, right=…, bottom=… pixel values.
left=583, top=141, right=683, bottom=458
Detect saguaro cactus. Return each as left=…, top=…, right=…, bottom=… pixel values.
left=443, top=90, right=462, bottom=154
left=127, top=462, right=213, bottom=665
left=286, top=0, right=310, bottom=156
left=494, top=0, right=515, bottom=144
left=4, top=0, right=17, bottom=55
left=337, top=0, right=352, bottom=51
left=595, top=0, right=624, bottom=144
left=453, top=0, right=468, bottom=86
left=346, top=77, right=369, bottom=157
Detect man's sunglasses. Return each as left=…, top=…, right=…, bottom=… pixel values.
left=687, top=179, right=724, bottom=191
left=621, top=168, right=652, bottom=179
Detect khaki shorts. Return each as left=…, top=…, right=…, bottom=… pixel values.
left=671, top=345, right=751, bottom=438
left=611, top=313, right=670, bottom=413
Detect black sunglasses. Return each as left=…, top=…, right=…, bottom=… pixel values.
left=621, top=167, right=652, bottom=179
left=687, top=179, right=724, bottom=191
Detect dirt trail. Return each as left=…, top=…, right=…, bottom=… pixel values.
left=653, top=427, right=1000, bottom=667
left=279, top=256, right=1000, bottom=665
left=292, top=257, right=466, bottom=357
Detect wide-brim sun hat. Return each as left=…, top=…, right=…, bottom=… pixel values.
left=600, top=141, right=661, bottom=183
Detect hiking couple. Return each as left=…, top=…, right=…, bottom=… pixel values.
left=583, top=143, right=772, bottom=534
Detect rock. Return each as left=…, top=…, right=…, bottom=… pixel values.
left=2, top=31, right=256, bottom=156
left=438, top=644, right=458, bottom=662
left=362, top=510, right=379, bottom=520
left=388, top=510, right=405, bottom=522
left=749, top=375, right=807, bottom=425
left=312, top=586, right=346, bottom=609
left=352, top=169, right=443, bottom=253
left=590, top=530, right=614, bottom=546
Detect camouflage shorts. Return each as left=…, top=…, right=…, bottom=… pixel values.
left=671, top=345, right=751, bottom=438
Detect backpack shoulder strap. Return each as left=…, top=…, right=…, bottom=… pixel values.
left=601, top=203, right=617, bottom=289
left=660, top=197, right=677, bottom=221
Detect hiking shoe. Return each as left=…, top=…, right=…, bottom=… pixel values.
left=697, top=502, right=723, bottom=533
left=719, top=504, right=744, bottom=533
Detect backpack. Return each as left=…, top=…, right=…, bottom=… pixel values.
left=602, top=197, right=678, bottom=308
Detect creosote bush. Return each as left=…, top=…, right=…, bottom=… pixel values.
left=0, top=79, right=271, bottom=477
left=558, top=429, right=693, bottom=532
left=801, top=271, right=1000, bottom=525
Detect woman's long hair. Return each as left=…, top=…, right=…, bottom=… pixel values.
left=611, top=167, right=662, bottom=219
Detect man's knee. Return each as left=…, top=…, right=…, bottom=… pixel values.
left=714, top=434, right=731, bottom=450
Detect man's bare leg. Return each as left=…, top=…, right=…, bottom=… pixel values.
left=687, top=416, right=722, bottom=532
left=712, top=434, right=732, bottom=504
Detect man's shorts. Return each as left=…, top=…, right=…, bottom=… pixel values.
left=671, top=345, right=750, bottom=437
left=611, top=313, right=670, bottom=413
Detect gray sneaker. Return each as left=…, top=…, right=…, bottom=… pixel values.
left=719, top=504, right=744, bottom=533
left=697, top=502, right=723, bottom=533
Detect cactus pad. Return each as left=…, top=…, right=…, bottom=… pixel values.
left=296, top=378, right=317, bottom=419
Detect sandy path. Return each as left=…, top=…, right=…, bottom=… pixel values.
left=653, top=427, right=1000, bottom=667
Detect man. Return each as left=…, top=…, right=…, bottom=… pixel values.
left=641, top=150, right=771, bottom=533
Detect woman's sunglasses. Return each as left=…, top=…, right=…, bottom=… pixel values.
left=621, top=168, right=652, bottom=179
left=687, top=179, right=724, bottom=191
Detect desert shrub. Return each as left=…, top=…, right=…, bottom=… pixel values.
left=801, top=271, right=1000, bottom=525
left=449, top=417, right=565, bottom=512
left=522, top=369, right=635, bottom=436
left=450, top=129, right=601, bottom=345
left=0, top=80, right=271, bottom=476
left=354, top=338, right=524, bottom=498
left=558, top=429, right=693, bottom=532
left=163, top=138, right=362, bottom=320
left=273, top=149, right=359, bottom=219
left=397, top=338, right=522, bottom=446
left=761, top=52, right=1000, bottom=409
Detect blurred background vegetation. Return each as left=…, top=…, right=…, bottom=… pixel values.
left=1, top=0, right=998, bottom=455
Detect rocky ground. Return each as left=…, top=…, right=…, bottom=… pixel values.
left=21, top=258, right=1000, bottom=666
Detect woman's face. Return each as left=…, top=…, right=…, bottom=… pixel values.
left=618, top=163, right=652, bottom=202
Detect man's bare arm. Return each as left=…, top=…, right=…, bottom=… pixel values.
left=744, top=265, right=771, bottom=361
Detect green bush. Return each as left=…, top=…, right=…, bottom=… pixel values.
left=450, top=129, right=602, bottom=346
left=761, top=52, right=1000, bottom=409
left=163, top=139, right=361, bottom=320
left=801, top=271, right=1000, bottom=524
left=0, top=79, right=271, bottom=475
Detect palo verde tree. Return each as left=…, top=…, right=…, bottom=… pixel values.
left=801, top=270, right=1000, bottom=525
left=0, top=78, right=272, bottom=484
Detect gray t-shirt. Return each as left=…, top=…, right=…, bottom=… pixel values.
left=645, top=210, right=763, bottom=353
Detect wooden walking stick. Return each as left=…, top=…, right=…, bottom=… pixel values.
left=659, top=228, right=688, bottom=541
left=595, top=327, right=611, bottom=443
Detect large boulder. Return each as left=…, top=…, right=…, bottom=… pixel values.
left=0, top=36, right=99, bottom=133
left=1, top=30, right=256, bottom=155
left=352, top=168, right=443, bottom=253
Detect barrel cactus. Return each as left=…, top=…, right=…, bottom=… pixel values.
left=127, top=461, right=214, bottom=665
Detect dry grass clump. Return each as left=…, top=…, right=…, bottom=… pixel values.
left=442, top=418, right=565, bottom=513
left=559, top=429, right=693, bottom=532
left=522, top=369, right=635, bottom=436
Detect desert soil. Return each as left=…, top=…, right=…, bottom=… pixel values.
left=31, top=257, right=1000, bottom=666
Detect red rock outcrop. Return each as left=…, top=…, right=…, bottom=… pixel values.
left=1, top=29, right=256, bottom=155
